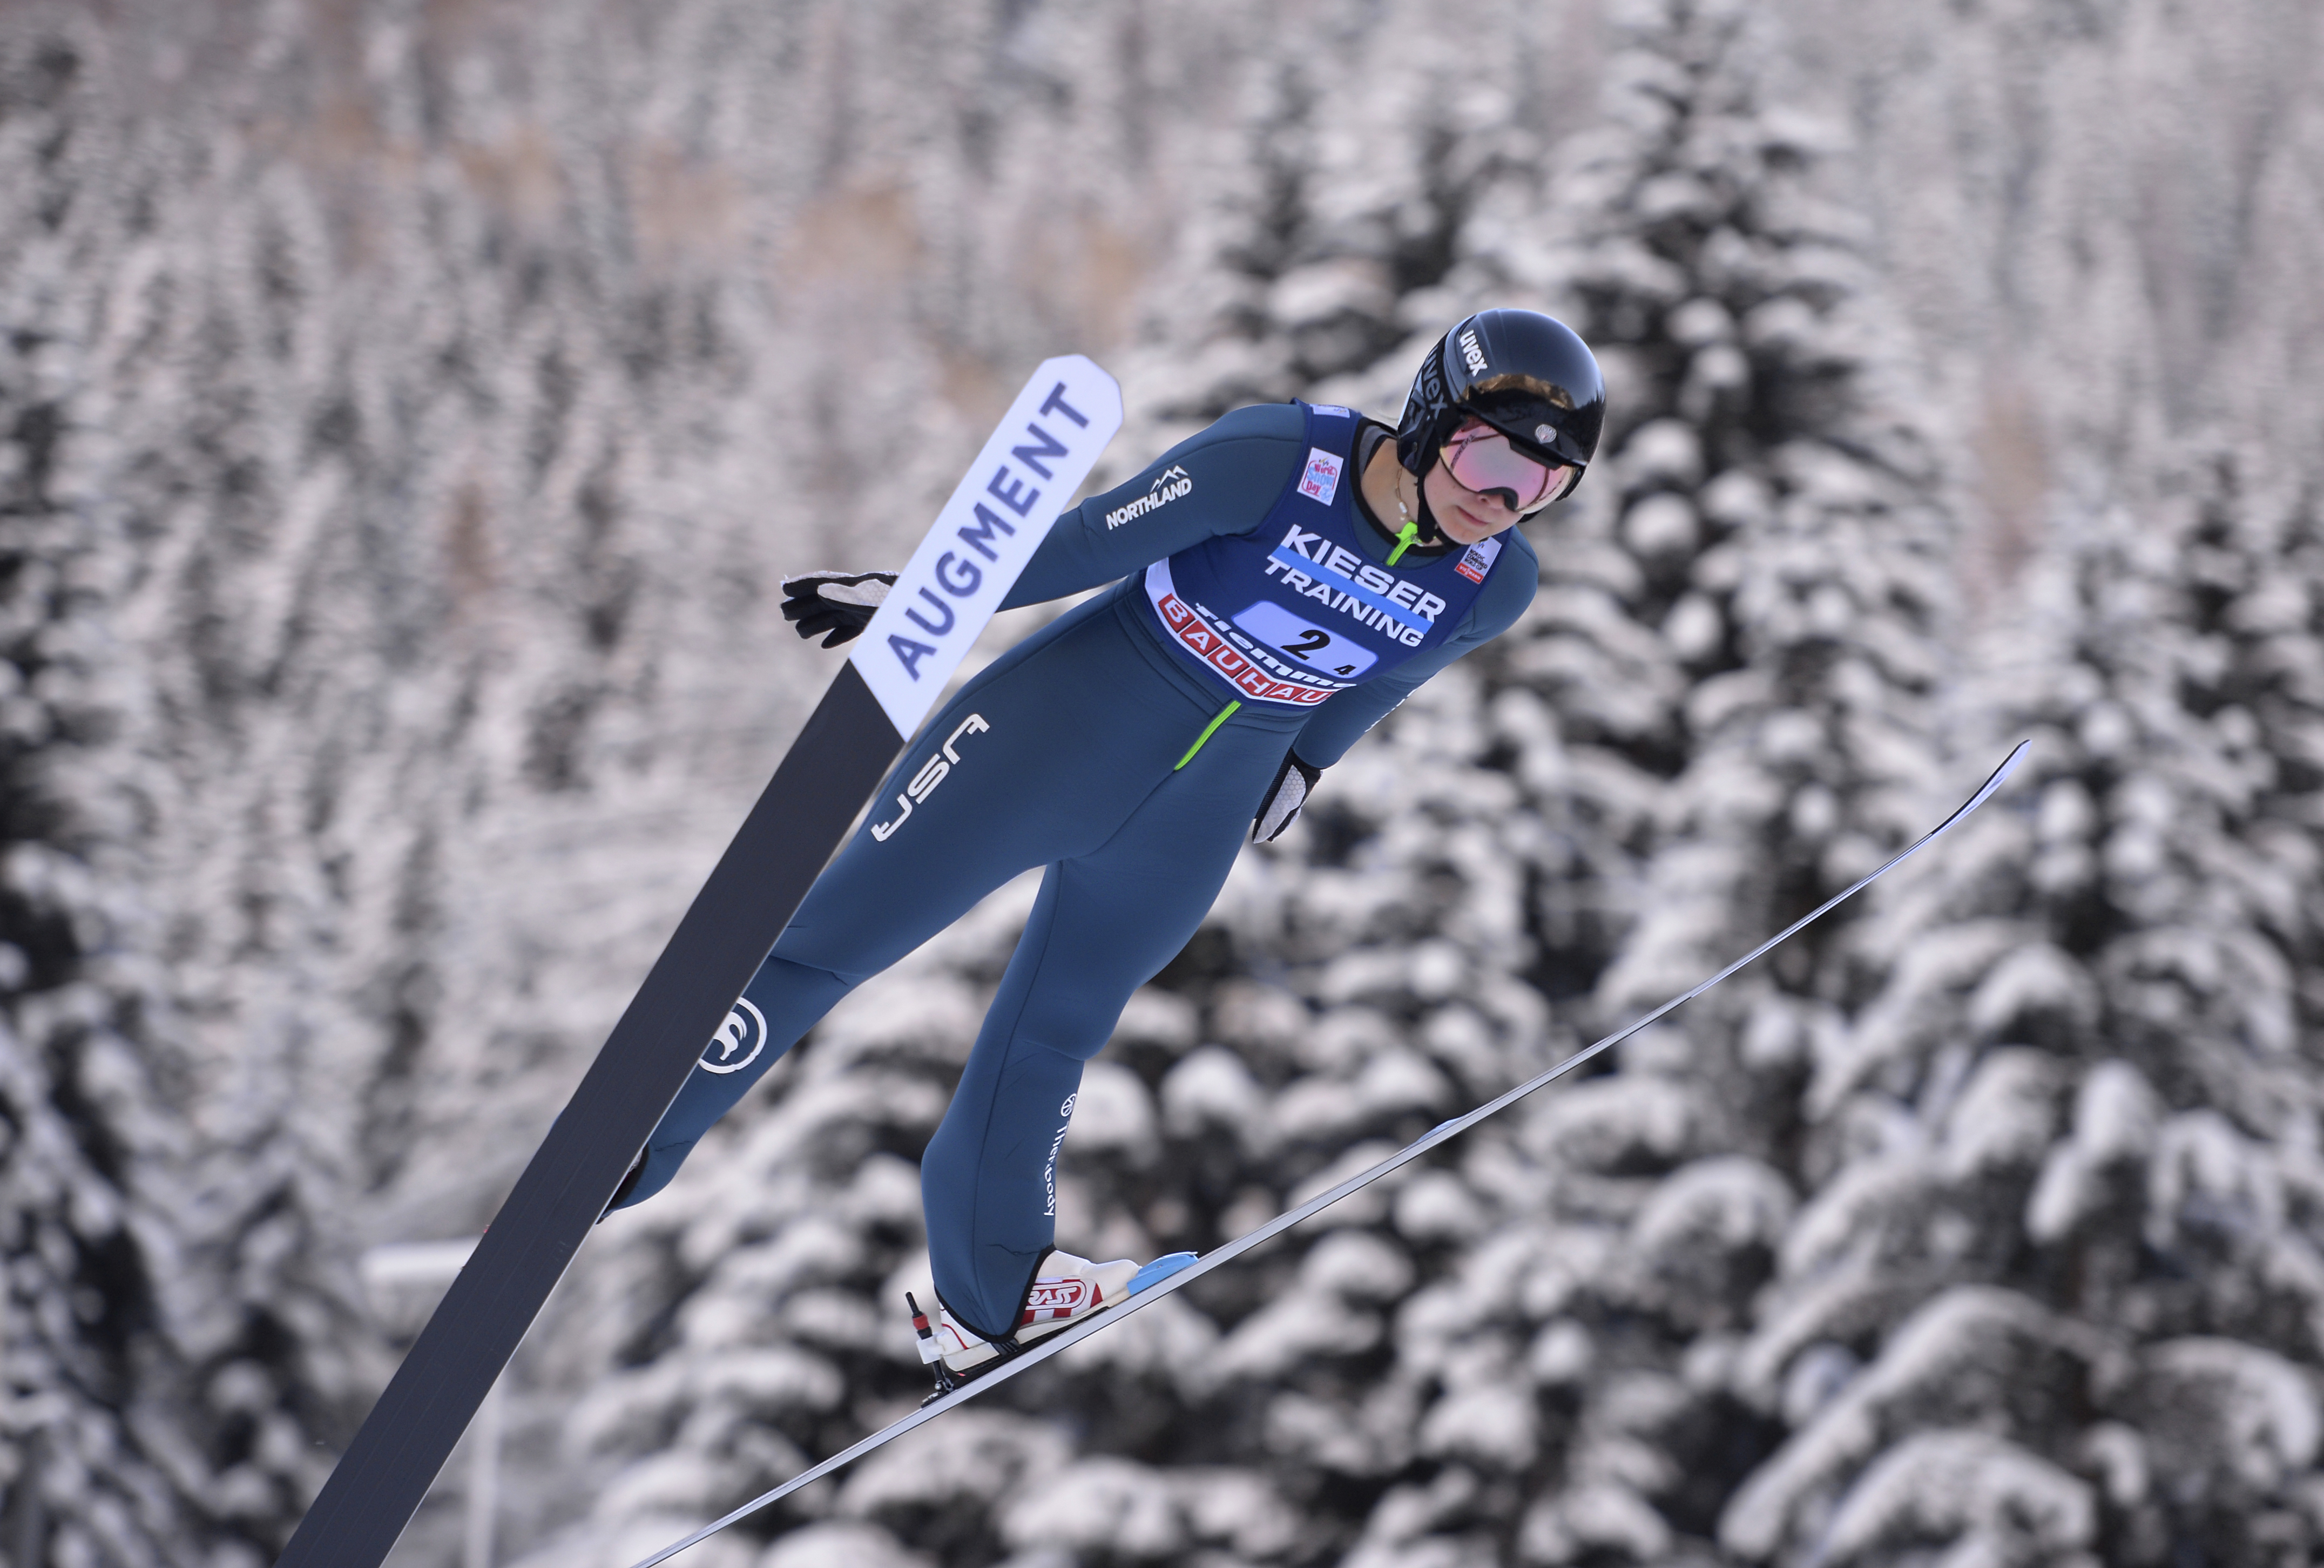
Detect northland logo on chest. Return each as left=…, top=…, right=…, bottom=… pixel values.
left=1265, top=524, right=1447, bottom=647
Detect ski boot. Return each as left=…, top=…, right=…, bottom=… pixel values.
left=907, top=1249, right=1199, bottom=1400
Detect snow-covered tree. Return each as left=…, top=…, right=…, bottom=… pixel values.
left=1217, top=0, right=1964, bottom=1560
left=4, top=1, right=2320, bottom=1565
left=0, top=27, right=375, bottom=1563
left=1722, top=438, right=2324, bottom=1566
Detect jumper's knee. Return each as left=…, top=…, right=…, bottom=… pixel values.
left=604, top=954, right=853, bottom=1214
left=1011, top=992, right=1142, bottom=1065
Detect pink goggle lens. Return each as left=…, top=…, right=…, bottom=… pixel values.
left=1441, top=424, right=1577, bottom=512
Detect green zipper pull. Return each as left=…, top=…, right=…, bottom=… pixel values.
left=1174, top=700, right=1241, bottom=770
left=1387, top=518, right=1420, bottom=566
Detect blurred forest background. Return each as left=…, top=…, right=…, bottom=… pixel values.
left=3, top=1, right=2322, bottom=1565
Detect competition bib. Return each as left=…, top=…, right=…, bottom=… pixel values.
left=1141, top=403, right=1502, bottom=707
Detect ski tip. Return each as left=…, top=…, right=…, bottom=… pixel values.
left=1988, top=739, right=2034, bottom=795
left=1955, top=739, right=2034, bottom=822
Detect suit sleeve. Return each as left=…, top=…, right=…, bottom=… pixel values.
left=1285, top=531, right=1541, bottom=767
left=999, top=403, right=1306, bottom=610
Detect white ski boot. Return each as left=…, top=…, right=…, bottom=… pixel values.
left=908, top=1249, right=1197, bottom=1394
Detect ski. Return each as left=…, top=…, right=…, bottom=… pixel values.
left=276, top=359, right=1122, bottom=1568
left=621, top=740, right=2030, bottom=1568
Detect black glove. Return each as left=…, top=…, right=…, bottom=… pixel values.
left=781, top=571, right=897, bottom=647
left=1253, top=751, right=1323, bottom=842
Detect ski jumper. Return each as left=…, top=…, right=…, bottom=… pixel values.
left=611, top=401, right=1538, bottom=1340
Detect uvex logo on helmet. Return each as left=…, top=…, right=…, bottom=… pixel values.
left=1458, top=328, right=1488, bottom=375
left=1416, top=354, right=1445, bottom=405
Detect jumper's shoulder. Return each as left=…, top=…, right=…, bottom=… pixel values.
left=1197, top=400, right=1310, bottom=446
left=1142, top=401, right=1310, bottom=475
left=1086, top=402, right=1308, bottom=536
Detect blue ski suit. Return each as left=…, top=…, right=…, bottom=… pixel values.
left=611, top=400, right=1538, bottom=1340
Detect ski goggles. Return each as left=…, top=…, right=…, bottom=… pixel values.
left=1440, top=421, right=1580, bottom=512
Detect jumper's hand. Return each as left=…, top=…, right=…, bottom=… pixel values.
left=781, top=571, right=897, bottom=647
left=1254, top=751, right=1324, bottom=842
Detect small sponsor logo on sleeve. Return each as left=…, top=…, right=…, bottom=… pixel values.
left=1455, top=536, right=1503, bottom=584
left=1103, top=465, right=1193, bottom=530
left=1297, top=448, right=1344, bottom=505
left=1310, top=404, right=1352, bottom=418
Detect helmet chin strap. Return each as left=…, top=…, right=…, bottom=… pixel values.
left=1414, top=483, right=1446, bottom=544
left=1387, top=465, right=1445, bottom=566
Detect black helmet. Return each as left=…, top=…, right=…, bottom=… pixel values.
left=1395, top=309, right=1605, bottom=505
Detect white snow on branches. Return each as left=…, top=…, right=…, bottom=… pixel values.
left=6, top=1, right=2324, bottom=1566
